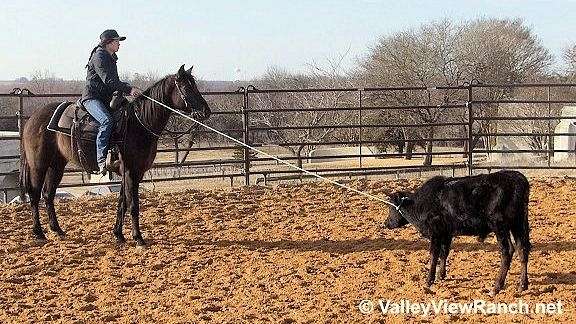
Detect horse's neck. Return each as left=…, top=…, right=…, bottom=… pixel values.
left=133, top=78, right=174, bottom=136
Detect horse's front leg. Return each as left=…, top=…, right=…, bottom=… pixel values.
left=113, top=180, right=126, bottom=243
left=124, top=169, right=145, bottom=246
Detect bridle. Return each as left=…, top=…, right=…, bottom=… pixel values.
left=133, top=77, right=201, bottom=138
left=174, top=75, right=205, bottom=116
left=170, top=76, right=204, bottom=136
left=174, top=77, right=193, bottom=110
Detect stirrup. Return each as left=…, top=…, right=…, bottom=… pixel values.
left=105, top=153, right=120, bottom=173
left=98, top=164, right=107, bottom=176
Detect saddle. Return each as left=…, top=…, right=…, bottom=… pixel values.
left=47, top=96, right=130, bottom=173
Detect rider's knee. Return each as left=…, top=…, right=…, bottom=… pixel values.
left=100, top=116, right=113, bottom=127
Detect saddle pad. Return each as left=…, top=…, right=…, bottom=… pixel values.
left=47, top=101, right=126, bottom=143
left=47, top=101, right=73, bottom=131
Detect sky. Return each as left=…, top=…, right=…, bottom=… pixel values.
left=1, top=0, right=575, bottom=81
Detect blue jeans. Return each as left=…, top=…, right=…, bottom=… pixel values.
left=83, top=99, right=112, bottom=165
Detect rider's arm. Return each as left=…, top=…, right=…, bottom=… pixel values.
left=93, top=51, right=132, bottom=94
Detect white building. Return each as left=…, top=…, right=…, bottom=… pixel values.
left=0, top=131, right=20, bottom=202
left=553, top=106, right=576, bottom=162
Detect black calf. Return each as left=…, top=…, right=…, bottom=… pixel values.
left=385, top=170, right=531, bottom=295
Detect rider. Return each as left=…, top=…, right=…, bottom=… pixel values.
left=81, top=29, right=141, bottom=175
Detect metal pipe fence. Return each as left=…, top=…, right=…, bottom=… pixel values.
left=0, top=82, right=575, bottom=202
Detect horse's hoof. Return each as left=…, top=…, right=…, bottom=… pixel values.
left=53, top=229, right=66, bottom=238
left=437, top=270, right=447, bottom=280
left=33, top=228, right=46, bottom=241
left=114, top=235, right=126, bottom=244
left=134, top=237, right=146, bottom=247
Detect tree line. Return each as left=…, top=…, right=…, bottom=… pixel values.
left=1, top=18, right=575, bottom=166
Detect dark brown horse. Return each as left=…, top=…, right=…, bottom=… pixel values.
left=20, top=65, right=210, bottom=246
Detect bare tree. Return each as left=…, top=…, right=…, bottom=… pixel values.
left=356, top=18, right=552, bottom=165
left=250, top=58, right=356, bottom=167
left=357, top=20, right=469, bottom=165
left=565, top=45, right=576, bottom=78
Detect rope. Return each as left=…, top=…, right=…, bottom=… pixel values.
left=140, top=93, right=402, bottom=210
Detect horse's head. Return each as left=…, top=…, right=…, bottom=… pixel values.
left=171, top=64, right=211, bottom=120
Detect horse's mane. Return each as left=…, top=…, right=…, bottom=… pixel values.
left=131, top=74, right=174, bottom=109
left=129, top=74, right=175, bottom=134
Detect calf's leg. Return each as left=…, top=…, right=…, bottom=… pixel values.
left=511, top=225, right=530, bottom=292
left=437, top=236, right=452, bottom=280
left=492, top=229, right=513, bottom=296
left=427, top=237, right=441, bottom=288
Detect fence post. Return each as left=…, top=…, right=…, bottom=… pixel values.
left=17, top=93, right=24, bottom=197
left=358, top=88, right=363, bottom=168
left=467, top=84, right=473, bottom=176
left=242, top=87, right=251, bottom=186
left=547, top=86, right=552, bottom=167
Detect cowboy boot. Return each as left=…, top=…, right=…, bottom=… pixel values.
left=105, top=149, right=121, bottom=174
left=98, top=161, right=107, bottom=176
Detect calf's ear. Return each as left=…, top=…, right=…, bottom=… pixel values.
left=389, top=191, right=413, bottom=206
left=388, top=192, right=401, bottom=204
left=399, top=196, right=414, bottom=207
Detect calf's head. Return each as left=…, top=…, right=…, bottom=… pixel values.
left=385, top=191, right=414, bottom=229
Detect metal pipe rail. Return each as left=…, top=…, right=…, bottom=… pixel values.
left=0, top=82, right=575, bottom=198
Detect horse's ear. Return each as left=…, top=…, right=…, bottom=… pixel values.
left=178, top=64, right=186, bottom=77
left=186, top=65, right=193, bottom=75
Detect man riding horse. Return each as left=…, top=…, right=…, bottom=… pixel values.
left=82, top=29, right=142, bottom=175
left=21, top=37, right=210, bottom=245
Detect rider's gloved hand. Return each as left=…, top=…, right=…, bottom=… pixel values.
left=130, top=87, right=143, bottom=97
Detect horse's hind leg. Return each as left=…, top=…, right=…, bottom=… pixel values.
left=42, top=161, right=66, bottom=237
left=28, top=166, right=47, bottom=240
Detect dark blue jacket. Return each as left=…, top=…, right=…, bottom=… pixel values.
left=81, top=45, right=132, bottom=104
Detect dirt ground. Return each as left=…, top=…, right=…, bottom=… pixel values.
left=1, top=176, right=576, bottom=323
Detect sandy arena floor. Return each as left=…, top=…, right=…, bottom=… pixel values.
left=1, top=177, right=576, bottom=323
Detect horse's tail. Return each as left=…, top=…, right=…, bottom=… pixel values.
left=19, top=135, right=29, bottom=202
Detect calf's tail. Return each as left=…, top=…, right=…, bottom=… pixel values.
left=516, top=177, right=531, bottom=252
